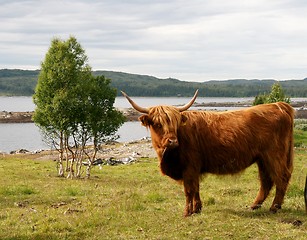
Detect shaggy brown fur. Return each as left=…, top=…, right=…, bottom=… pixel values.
left=135, top=100, right=294, bottom=217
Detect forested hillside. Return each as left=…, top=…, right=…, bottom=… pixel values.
left=0, top=69, right=39, bottom=96
left=1, top=69, right=307, bottom=97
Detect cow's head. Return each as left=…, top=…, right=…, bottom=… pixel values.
left=121, top=90, right=198, bottom=155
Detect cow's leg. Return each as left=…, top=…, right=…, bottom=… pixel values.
left=251, top=160, right=273, bottom=210
left=184, top=186, right=193, bottom=217
left=183, top=173, right=201, bottom=217
left=193, top=190, right=202, bottom=214
left=270, top=168, right=292, bottom=213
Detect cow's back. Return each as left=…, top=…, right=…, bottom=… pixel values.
left=178, top=102, right=294, bottom=175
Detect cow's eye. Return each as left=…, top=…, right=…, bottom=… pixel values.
left=154, top=123, right=162, bottom=129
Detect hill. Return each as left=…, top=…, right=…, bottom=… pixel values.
left=1, top=69, right=307, bottom=97
left=0, top=69, right=39, bottom=96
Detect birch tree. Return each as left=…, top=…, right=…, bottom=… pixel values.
left=33, top=36, right=124, bottom=178
left=83, top=75, right=125, bottom=178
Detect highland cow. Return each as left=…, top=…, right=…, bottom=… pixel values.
left=122, top=90, right=294, bottom=217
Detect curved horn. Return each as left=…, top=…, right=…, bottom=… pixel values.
left=121, top=91, right=149, bottom=114
left=177, top=89, right=199, bottom=112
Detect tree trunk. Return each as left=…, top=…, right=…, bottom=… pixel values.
left=86, top=162, right=92, bottom=179
left=76, top=145, right=85, bottom=178
left=85, top=138, right=99, bottom=179
left=64, top=135, right=70, bottom=172
left=58, top=131, right=65, bottom=177
left=66, top=145, right=75, bottom=179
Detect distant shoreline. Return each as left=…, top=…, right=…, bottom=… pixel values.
left=0, top=111, right=33, bottom=123
left=1, top=101, right=307, bottom=123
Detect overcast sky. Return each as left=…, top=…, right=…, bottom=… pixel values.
left=1, top=0, right=307, bottom=82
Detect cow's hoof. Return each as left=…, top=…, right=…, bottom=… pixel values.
left=270, top=204, right=281, bottom=213
left=184, top=211, right=193, bottom=217
left=250, top=203, right=262, bottom=210
left=194, top=209, right=202, bottom=214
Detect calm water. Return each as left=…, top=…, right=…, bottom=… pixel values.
left=0, top=96, right=154, bottom=152
left=0, top=96, right=36, bottom=112
left=0, top=121, right=149, bottom=153
left=0, top=96, right=305, bottom=152
left=0, top=96, right=254, bottom=112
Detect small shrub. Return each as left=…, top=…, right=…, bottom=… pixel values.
left=253, top=83, right=290, bottom=105
left=253, top=94, right=267, bottom=105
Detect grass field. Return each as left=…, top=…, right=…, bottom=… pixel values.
left=0, top=147, right=306, bottom=239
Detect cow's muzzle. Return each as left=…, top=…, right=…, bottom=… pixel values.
left=164, top=137, right=179, bottom=149
left=168, top=138, right=179, bottom=148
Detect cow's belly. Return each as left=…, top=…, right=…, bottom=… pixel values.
left=202, top=156, right=256, bottom=175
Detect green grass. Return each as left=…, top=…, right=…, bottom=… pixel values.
left=294, top=119, right=307, bottom=148
left=294, top=129, right=307, bottom=148
left=0, top=150, right=306, bottom=239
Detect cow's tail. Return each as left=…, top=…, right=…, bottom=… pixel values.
left=286, top=103, right=294, bottom=173
left=288, top=119, right=294, bottom=173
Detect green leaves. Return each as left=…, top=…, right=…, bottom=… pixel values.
left=253, top=83, right=291, bottom=105
left=33, top=36, right=125, bottom=178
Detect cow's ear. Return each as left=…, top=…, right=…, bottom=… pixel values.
left=139, top=115, right=151, bottom=126
left=181, top=114, right=188, bottom=125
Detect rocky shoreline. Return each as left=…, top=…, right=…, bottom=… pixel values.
left=0, top=111, right=33, bottom=123
left=122, top=101, right=307, bottom=120
left=1, top=101, right=307, bottom=123
left=7, top=138, right=156, bottom=163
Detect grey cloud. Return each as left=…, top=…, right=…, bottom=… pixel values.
left=1, top=0, right=307, bottom=81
